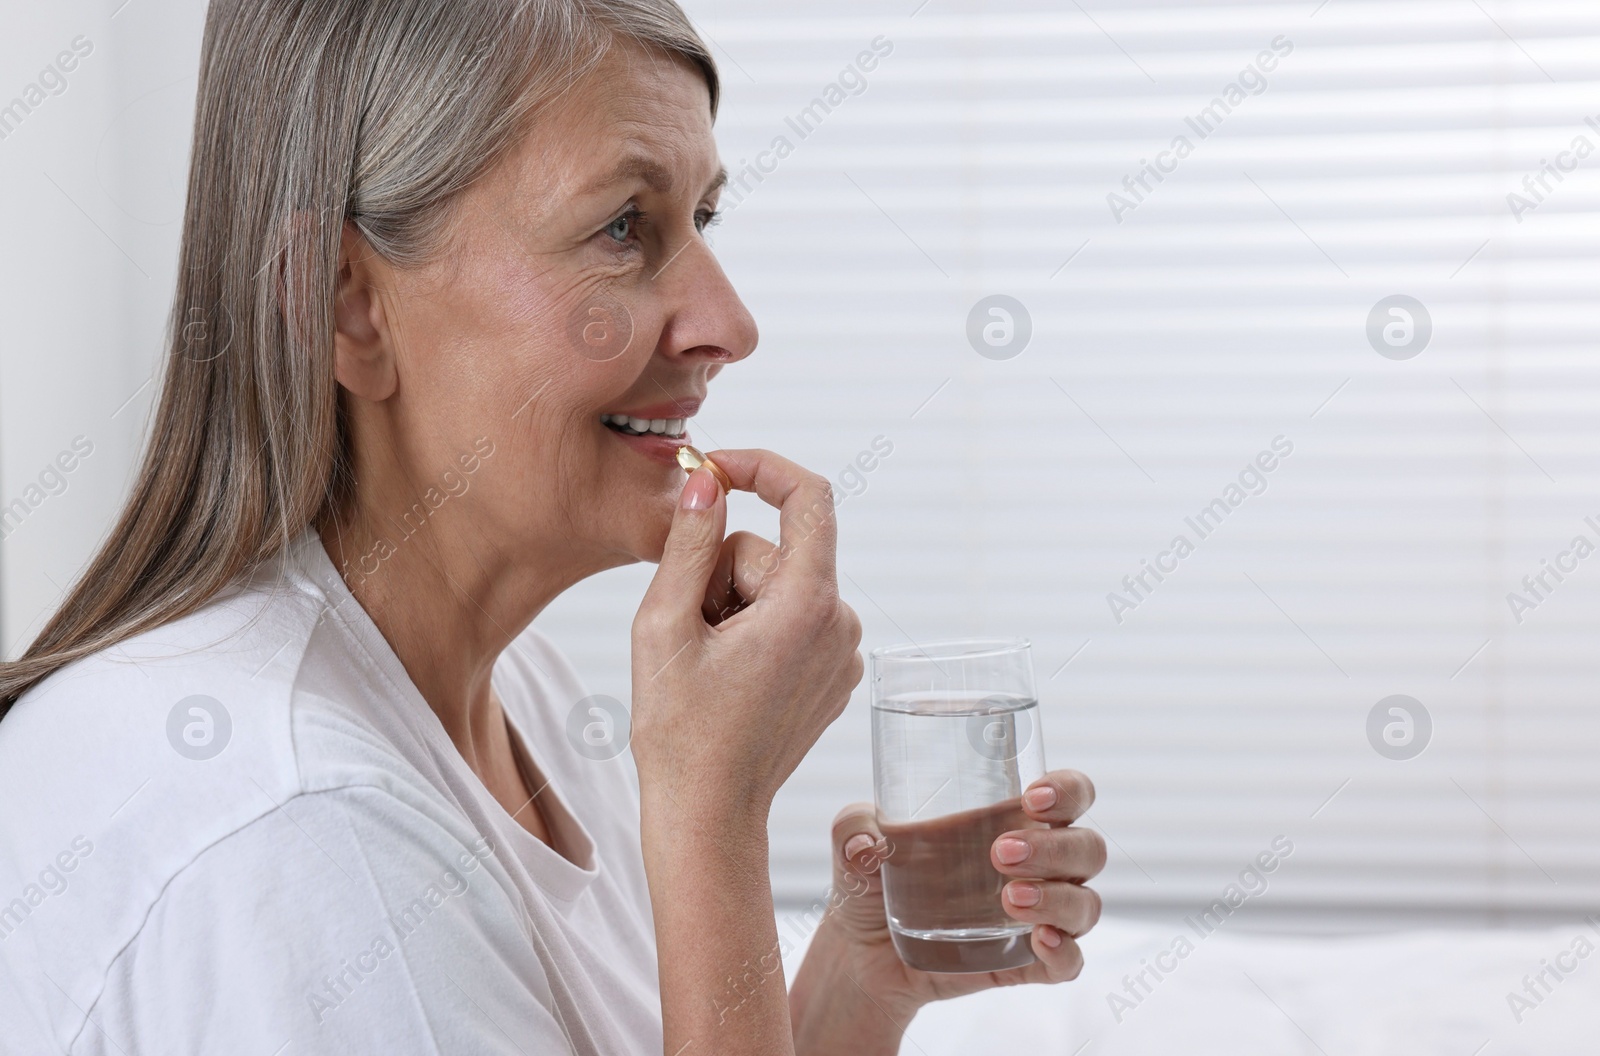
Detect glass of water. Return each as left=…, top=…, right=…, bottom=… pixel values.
left=870, top=637, right=1045, bottom=973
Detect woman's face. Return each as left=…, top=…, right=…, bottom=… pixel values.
left=350, top=40, right=756, bottom=573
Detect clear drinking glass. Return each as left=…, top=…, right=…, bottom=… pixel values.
left=870, top=637, right=1045, bottom=974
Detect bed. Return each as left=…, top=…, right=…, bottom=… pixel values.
left=777, top=912, right=1600, bottom=1054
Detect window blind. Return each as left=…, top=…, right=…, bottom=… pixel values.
left=540, top=0, right=1600, bottom=916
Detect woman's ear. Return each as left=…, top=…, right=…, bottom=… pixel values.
left=332, top=220, right=397, bottom=402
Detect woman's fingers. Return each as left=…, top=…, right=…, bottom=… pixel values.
left=1020, top=770, right=1096, bottom=824
left=991, top=825, right=1107, bottom=883
left=704, top=448, right=837, bottom=591
left=1001, top=772, right=1102, bottom=984
left=702, top=531, right=778, bottom=624
left=1028, top=927, right=1086, bottom=981
left=980, top=928, right=1086, bottom=988
left=1002, top=880, right=1102, bottom=937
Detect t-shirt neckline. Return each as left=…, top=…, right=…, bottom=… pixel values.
left=284, top=525, right=600, bottom=903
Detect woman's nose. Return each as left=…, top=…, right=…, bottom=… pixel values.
left=655, top=240, right=759, bottom=364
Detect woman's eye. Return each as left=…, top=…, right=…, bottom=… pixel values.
left=603, top=210, right=636, bottom=244
left=601, top=206, right=717, bottom=247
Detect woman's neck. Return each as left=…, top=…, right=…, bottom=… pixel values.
left=316, top=513, right=521, bottom=712
left=314, top=511, right=578, bottom=843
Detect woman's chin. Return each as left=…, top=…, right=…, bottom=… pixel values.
left=622, top=489, right=680, bottom=565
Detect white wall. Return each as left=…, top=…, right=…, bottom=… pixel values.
left=1, top=0, right=208, bottom=657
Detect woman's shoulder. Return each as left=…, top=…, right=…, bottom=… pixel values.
left=0, top=566, right=326, bottom=786
left=6, top=772, right=553, bottom=1054
left=0, top=539, right=430, bottom=793
left=0, top=573, right=312, bottom=864
left=0, top=568, right=458, bottom=1035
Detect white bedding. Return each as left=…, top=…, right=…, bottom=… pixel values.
left=777, top=913, right=1600, bottom=1054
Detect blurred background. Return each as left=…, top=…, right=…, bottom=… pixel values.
left=4, top=0, right=1599, bottom=1050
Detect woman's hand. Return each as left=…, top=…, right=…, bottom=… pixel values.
left=789, top=771, right=1105, bottom=1055
left=632, top=449, right=864, bottom=1056
left=630, top=448, right=862, bottom=817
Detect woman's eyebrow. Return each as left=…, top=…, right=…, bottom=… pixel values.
left=581, top=155, right=729, bottom=198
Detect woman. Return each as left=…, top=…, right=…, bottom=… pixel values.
left=0, top=1, right=1104, bottom=1052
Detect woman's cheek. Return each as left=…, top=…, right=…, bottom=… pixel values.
left=519, top=260, right=643, bottom=368
left=564, top=290, right=638, bottom=364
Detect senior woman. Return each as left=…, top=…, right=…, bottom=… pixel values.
left=0, top=1, right=1104, bottom=1053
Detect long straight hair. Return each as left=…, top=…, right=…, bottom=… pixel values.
left=0, top=0, right=717, bottom=714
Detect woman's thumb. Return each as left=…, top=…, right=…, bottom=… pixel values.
left=638, top=468, right=726, bottom=632
left=831, top=803, right=888, bottom=896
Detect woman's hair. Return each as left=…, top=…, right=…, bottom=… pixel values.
left=0, top=0, right=717, bottom=714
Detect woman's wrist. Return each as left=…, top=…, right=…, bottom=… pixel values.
left=790, top=916, right=918, bottom=1056
left=639, top=793, right=795, bottom=1056
left=637, top=769, right=771, bottom=841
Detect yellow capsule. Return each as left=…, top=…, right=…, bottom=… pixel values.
left=676, top=444, right=732, bottom=494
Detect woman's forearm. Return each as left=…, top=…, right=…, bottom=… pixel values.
left=641, top=788, right=794, bottom=1056
left=788, top=917, right=914, bottom=1056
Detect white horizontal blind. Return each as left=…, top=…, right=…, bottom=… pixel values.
left=534, top=0, right=1600, bottom=917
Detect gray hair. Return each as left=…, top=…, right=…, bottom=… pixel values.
left=0, top=0, right=718, bottom=711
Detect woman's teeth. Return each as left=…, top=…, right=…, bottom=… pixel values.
left=601, top=413, right=686, bottom=438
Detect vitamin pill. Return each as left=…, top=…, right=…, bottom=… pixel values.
left=675, top=444, right=732, bottom=494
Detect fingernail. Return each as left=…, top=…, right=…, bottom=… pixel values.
left=1007, top=882, right=1041, bottom=907
left=681, top=467, right=718, bottom=510
left=1038, top=925, right=1063, bottom=949
left=1024, top=786, right=1057, bottom=812
left=995, top=838, right=1030, bottom=865
left=843, top=834, right=875, bottom=862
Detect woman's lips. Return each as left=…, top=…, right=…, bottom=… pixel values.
left=600, top=395, right=702, bottom=467
left=604, top=423, right=693, bottom=467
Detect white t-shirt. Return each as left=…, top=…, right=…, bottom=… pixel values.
left=0, top=527, right=661, bottom=1055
